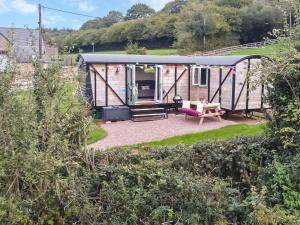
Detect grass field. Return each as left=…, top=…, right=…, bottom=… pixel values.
left=62, top=48, right=178, bottom=62
left=94, top=48, right=178, bottom=55
left=225, top=43, right=283, bottom=56
left=125, top=123, right=265, bottom=149
left=63, top=43, right=282, bottom=61
left=87, top=123, right=107, bottom=145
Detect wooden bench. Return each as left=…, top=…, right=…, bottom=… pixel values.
left=183, top=102, right=224, bottom=126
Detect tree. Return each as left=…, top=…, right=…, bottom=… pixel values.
left=125, top=42, right=147, bottom=54
left=125, top=3, right=155, bottom=20
left=175, top=1, right=236, bottom=52
left=240, top=2, right=284, bottom=42
left=0, top=58, right=96, bottom=224
left=81, top=11, right=123, bottom=30
left=262, top=2, right=300, bottom=152
left=102, top=11, right=124, bottom=27
left=161, top=0, right=187, bottom=13
left=216, top=0, right=253, bottom=8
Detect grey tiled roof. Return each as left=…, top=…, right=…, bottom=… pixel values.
left=79, top=54, right=263, bottom=66
left=0, top=27, right=45, bottom=63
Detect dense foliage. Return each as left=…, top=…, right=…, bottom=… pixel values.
left=61, top=0, right=288, bottom=53
left=81, top=135, right=298, bottom=224
left=0, top=60, right=94, bottom=224
left=125, top=42, right=147, bottom=55
left=81, top=10, right=124, bottom=30
left=0, top=1, right=299, bottom=224
left=125, top=3, right=156, bottom=20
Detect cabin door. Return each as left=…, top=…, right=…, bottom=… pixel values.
left=155, top=65, right=163, bottom=103
left=127, top=65, right=137, bottom=105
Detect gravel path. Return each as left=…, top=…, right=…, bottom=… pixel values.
left=90, top=114, right=262, bottom=150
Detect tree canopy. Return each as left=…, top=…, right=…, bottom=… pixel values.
left=161, top=0, right=187, bottom=13
left=125, top=3, right=156, bottom=20
left=55, top=0, right=288, bottom=53
left=80, top=10, right=123, bottom=30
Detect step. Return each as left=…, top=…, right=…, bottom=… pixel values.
left=132, top=116, right=166, bottom=122
left=130, top=108, right=165, bottom=112
left=132, top=113, right=167, bottom=118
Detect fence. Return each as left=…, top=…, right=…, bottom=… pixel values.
left=193, top=39, right=278, bottom=56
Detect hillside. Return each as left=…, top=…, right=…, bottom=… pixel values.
left=225, top=43, right=284, bottom=56
left=60, top=0, right=287, bottom=54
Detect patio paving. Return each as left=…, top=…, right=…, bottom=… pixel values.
left=90, top=114, right=263, bottom=150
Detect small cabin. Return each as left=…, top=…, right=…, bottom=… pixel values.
left=78, top=54, right=268, bottom=118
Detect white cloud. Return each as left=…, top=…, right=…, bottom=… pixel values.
left=11, top=0, right=36, bottom=14
left=0, top=0, right=9, bottom=12
left=63, top=0, right=95, bottom=13
left=78, top=1, right=94, bottom=12
left=130, top=0, right=172, bottom=10
left=43, top=13, right=64, bottom=26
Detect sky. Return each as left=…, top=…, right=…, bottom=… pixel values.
left=0, top=0, right=172, bottom=30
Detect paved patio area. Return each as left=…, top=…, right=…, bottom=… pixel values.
left=90, top=114, right=263, bottom=150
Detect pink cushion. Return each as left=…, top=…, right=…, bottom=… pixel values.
left=179, top=108, right=191, bottom=114
left=179, top=108, right=201, bottom=117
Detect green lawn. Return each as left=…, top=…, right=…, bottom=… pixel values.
left=87, top=123, right=107, bottom=145
left=62, top=48, right=178, bottom=61
left=130, top=123, right=265, bottom=148
left=225, top=43, right=284, bottom=56
left=94, top=48, right=178, bottom=55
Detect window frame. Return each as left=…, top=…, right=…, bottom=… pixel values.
left=192, top=66, right=208, bottom=87
left=192, top=66, right=200, bottom=86
left=199, top=67, right=208, bottom=87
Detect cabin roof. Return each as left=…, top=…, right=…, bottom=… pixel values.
left=79, top=54, right=194, bottom=65
left=193, top=55, right=262, bottom=66
left=79, top=54, right=263, bottom=67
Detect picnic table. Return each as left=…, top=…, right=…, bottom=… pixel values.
left=190, top=102, right=223, bottom=126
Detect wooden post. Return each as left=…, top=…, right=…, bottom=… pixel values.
left=125, top=64, right=128, bottom=105
left=261, top=84, right=264, bottom=110
left=94, top=70, right=97, bottom=107
left=105, top=64, right=108, bottom=106
left=174, top=64, right=178, bottom=96
left=231, top=67, right=236, bottom=111
left=246, top=59, right=250, bottom=113
left=207, top=68, right=211, bottom=102
left=38, top=4, right=43, bottom=59
left=219, top=68, right=222, bottom=104
left=188, top=65, right=191, bottom=100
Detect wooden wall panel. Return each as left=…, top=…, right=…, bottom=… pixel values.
left=106, top=65, right=126, bottom=105
left=234, top=60, right=249, bottom=110
left=209, top=67, right=220, bottom=103
left=92, top=64, right=126, bottom=106
left=248, top=59, right=262, bottom=109
left=220, top=67, right=233, bottom=110
left=176, top=66, right=189, bottom=100
left=191, top=86, right=208, bottom=101
left=162, top=65, right=176, bottom=103
left=90, top=66, right=106, bottom=106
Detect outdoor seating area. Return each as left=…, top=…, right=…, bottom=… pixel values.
left=179, top=100, right=226, bottom=126
left=90, top=113, right=262, bottom=149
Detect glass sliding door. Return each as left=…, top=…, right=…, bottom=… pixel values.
left=126, top=65, right=137, bottom=105
left=155, top=65, right=163, bottom=103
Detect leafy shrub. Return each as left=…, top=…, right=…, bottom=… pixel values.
left=126, top=42, right=147, bottom=55
left=0, top=60, right=94, bottom=225
left=78, top=135, right=299, bottom=224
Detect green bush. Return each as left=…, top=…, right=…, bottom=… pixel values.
left=79, top=135, right=299, bottom=224
left=125, top=42, right=147, bottom=55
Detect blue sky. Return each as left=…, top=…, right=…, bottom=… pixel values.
left=0, top=0, right=172, bottom=29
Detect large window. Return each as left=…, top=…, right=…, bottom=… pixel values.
left=192, top=67, right=208, bottom=86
